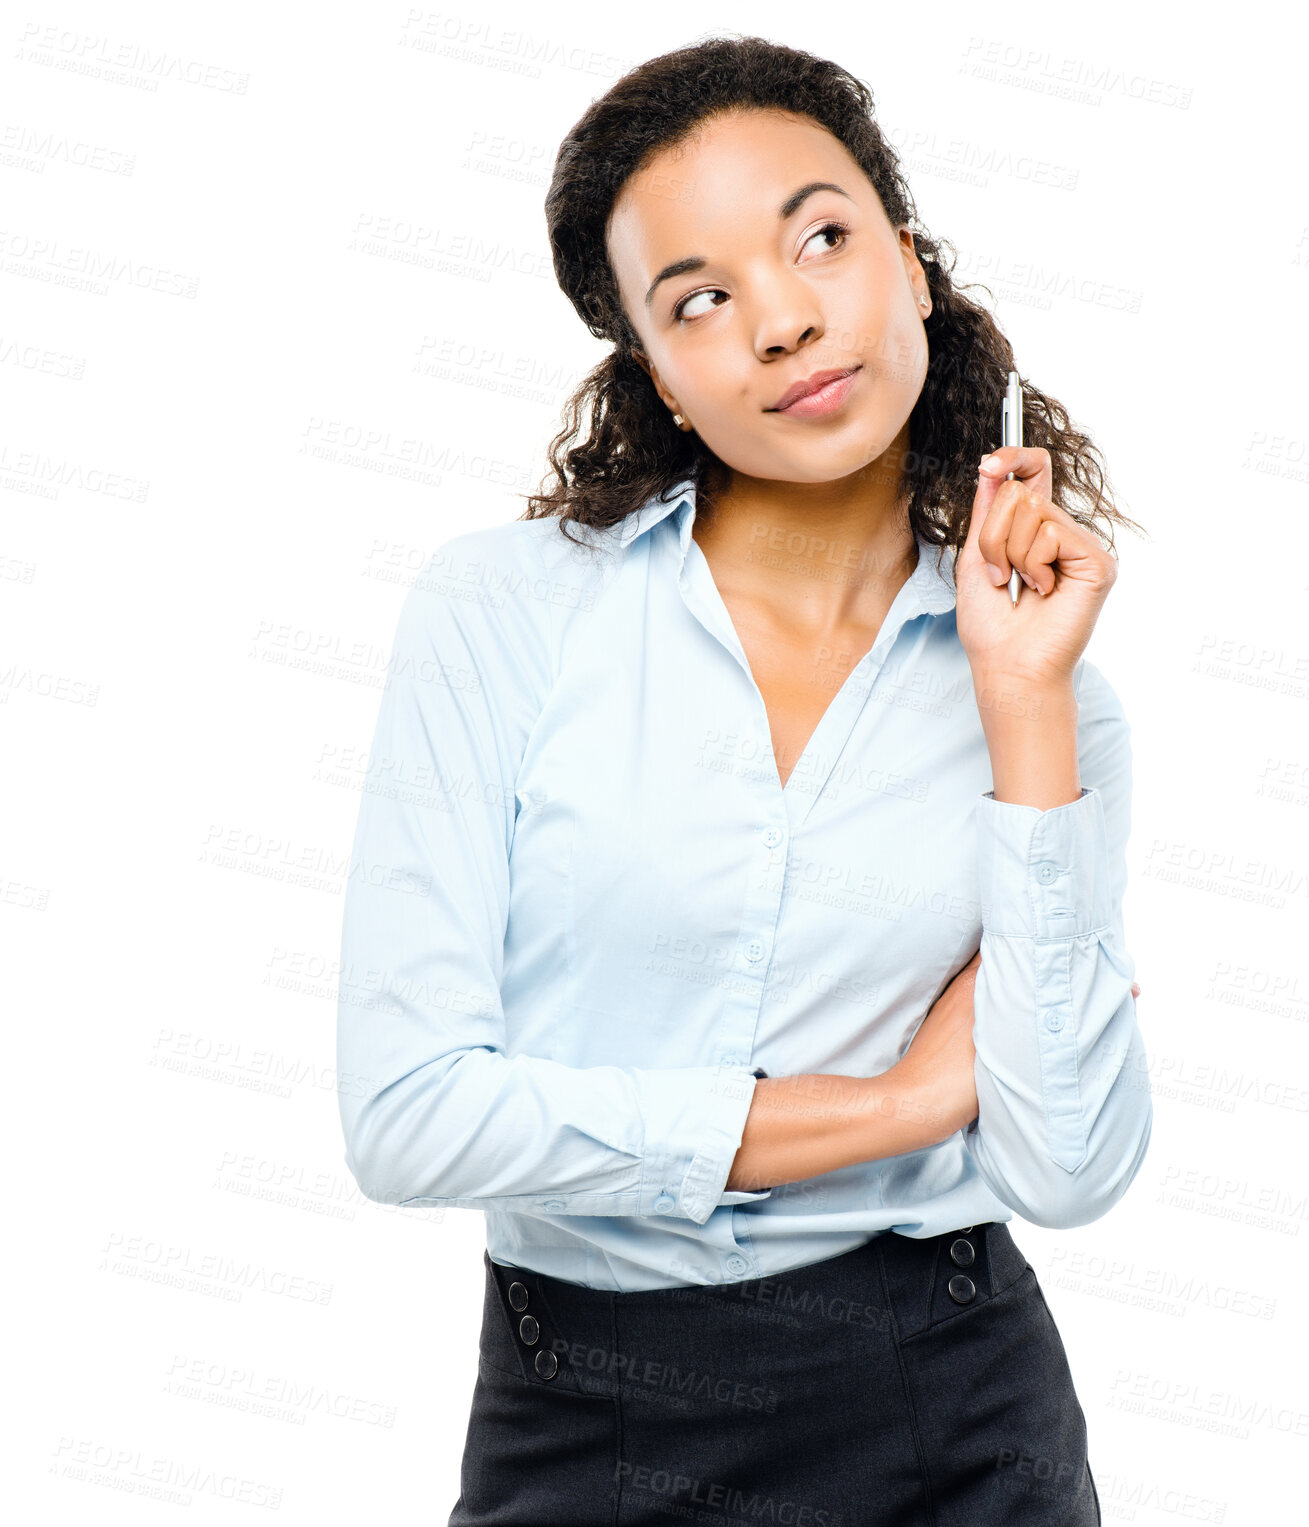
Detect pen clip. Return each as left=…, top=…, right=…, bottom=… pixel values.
left=1002, top=370, right=1024, bottom=607
left=1001, top=370, right=1023, bottom=455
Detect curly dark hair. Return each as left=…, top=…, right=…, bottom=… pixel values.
left=518, top=33, right=1145, bottom=565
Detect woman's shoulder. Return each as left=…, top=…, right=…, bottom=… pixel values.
left=394, top=514, right=616, bottom=699
left=425, top=513, right=614, bottom=597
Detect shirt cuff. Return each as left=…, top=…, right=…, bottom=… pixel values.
left=976, top=786, right=1113, bottom=939
left=637, top=1065, right=767, bottom=1225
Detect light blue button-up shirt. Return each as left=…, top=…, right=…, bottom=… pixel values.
left=336, top=477, right=1152, bottom=1290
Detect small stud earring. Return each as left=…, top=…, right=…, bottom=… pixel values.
left=672, top=412, right=684, bottom=427
left=919, top=295, right=929, bottom=308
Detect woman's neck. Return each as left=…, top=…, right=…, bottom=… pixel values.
left=692, top=463, right=918, bottom=633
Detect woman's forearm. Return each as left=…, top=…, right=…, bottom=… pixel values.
left=974, top=673, right=1080, bottom=809
left=725, top=1067, right=952, bottom=1193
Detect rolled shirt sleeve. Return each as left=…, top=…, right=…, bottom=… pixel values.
left=963, top=657, right=1153, bottom=1229
left=335, top=534, right=766, bottom=1226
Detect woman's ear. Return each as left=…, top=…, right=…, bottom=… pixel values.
left=896, top=226, right=930, bottom=304
left=630, top=349, right=678, bottom=418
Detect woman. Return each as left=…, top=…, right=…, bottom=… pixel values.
left=336, top=35, right=1152, bottom=1526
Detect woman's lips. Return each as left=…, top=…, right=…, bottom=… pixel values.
left=773, top=366, right=861, bottom=419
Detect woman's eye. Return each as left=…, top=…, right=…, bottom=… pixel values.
left=672, top=289, right=723, bottom=323
left=800, top=221, right=850, bottom=259
left=670, top=222, right=851, bottom=324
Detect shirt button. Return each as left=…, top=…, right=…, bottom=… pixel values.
left=745, top=939, right=765, bottom=962
left=541, top=1199, right=565, bottom=1212
left=762, top=827, right=782, bottom=848
left=721, top=1054, right=743, bottom=1067
left=725, top=1254, right=748, bottom=1276
left=1045, top=1010, right=1066, bottom=1032
left=654, top=1193, right=675, bottom=1213
left=1036, top=862, right=1061, bottom=884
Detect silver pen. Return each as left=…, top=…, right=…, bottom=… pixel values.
left=1002, top=370, right=1024, bottom=608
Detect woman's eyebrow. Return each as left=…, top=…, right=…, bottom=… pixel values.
left=643, top=181, right=854, bottom=310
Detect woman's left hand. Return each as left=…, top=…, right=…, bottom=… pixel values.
left=955, top=446, right=1118, bottom=691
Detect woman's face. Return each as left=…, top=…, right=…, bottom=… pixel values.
left=607, top=107, right=931, bottom=487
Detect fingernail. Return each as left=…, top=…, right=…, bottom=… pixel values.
left=978, top=455, right=999, bottom=473
left=1020, top=571, right=1036, bottom=590
left=986, top=563, right=1007, bottom=586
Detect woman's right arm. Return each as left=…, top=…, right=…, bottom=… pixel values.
left=338, top=535, right=784, bottom=1228
left=725, top=952, right=983, bottom=1192
left=727, top=952, right=1144, bottom=1193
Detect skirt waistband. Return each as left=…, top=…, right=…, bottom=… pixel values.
left=482, top=1222, right=1028, bottom=1396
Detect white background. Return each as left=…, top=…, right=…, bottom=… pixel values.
left=5, top=1, right=1307, bottom=1521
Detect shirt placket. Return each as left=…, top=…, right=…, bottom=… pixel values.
left=672, top=530, right=788, bottom=1075
left=668, top=505, right=950, bottom=1082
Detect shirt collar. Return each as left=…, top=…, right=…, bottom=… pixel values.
left=618, top=476, right=959, bottom=617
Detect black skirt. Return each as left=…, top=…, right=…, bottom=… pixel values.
left=448, top=1221, right=1101, bottom=1526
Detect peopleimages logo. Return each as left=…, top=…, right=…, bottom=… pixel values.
left=552, top=1336, right=779, bottom=1412
left=614, top=1462, right=840, bottom=1526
